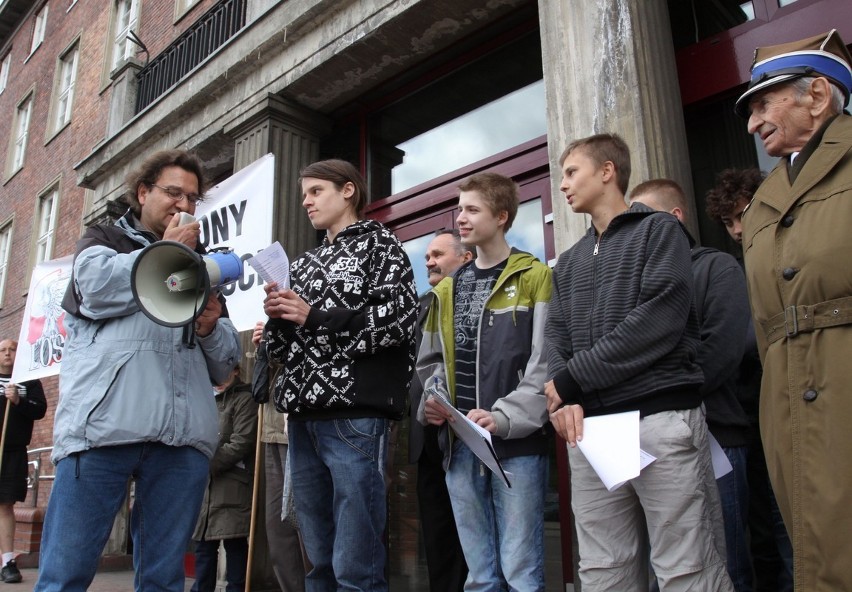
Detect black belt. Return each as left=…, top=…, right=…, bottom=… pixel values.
left=760, top=295, right=852, bottom=345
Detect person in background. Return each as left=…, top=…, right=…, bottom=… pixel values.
left=251, top=321, right=307, bottom=592
left=264, top=159, right=418, bottom=591
left=704, top=169, right=763, bottom=247
left=408, top=230, right=472, bottom=592
left=191, top=365, right=257, bottom=592
left=630, top=179, right=752, bottom=591
left=735, top=28, right=852, bottom=590
left=35, top=149, right=241, bottom=592
left=0, top=339, right=47, bottom=584
left=706, top=168, right=794, bottom=592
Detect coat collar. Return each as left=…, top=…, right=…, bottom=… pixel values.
left=757, top=114, right=852, bottom=214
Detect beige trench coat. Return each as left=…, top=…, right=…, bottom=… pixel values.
left=743, top=114, right=852, bottom=591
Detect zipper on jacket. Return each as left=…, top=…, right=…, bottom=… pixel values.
left=590, top=232, right=602, bottom=340
left=473, top=261, right=532, bottom=411
left=432, top=291, right=455, bottom=471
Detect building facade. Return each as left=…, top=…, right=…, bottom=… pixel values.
left=0, top=0, right=850, bottom=588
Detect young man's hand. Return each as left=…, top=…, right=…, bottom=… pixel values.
left=423, top=396, right=453, bottom=426
left=467, top=409, right=497, bottom=433
left=544, top=379, right=563, bottom=414
left=551, top=404, right=584, bottom=447
left=251, top=321, right=264, bottom=347
left=263, top=283, right=311, bottom=326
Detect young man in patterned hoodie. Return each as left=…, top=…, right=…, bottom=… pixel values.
left=417, top=171, right=552, bottom=591
left=263, top=159, right=418, bottom=592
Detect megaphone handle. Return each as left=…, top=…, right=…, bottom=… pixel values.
left=183, top=323, right=196, bottom=349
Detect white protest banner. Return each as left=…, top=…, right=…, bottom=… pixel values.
left=11, top=256, right=73, bottom=383
left=195, top=153, right=275, bottom=332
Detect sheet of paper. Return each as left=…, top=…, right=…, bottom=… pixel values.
left=608, top=449, right=657, bottom=491
left=707, top=432, right=734, bottom=479
left=247, top=242, right=290, bottom=289
left=575, top=410, right=657, bottom=492
left=430, top=394, right=512, bottom=487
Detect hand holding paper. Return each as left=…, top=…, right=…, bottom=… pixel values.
left=247, top=242, right=291, bottom=289
left=429, top=393, right=512, bottom=487
left=574, top=411, right=656, bottom=491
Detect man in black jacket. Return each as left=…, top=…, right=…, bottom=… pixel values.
left=0, top=339, right=47, bottom=583
left=545, top=134, right=732, bottom=589
left=630, top=179, right=753, bottom=592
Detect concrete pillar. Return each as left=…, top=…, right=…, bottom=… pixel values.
left=538, top=0, right=697, bottom=255
left=224, top=93, right=331, bottom=260
left=107, top=58, right=144, bottom=138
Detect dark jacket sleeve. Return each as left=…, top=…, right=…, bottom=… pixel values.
left=693, top=253, right=750, bottom=396
left=17, top=379, right=47, bottom=421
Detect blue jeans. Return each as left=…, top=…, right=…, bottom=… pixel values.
left=190, top=538, right=248, bottom=592
left=288, top=418, right=389, bottom=592
left=717, top=446, right=753, bottom=592
left=34, top=444, right=210, bottom=592
left=445, top=441, right=546, bottom=592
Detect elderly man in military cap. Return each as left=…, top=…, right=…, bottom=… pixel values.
left=735, top=29, right=852, bottom=590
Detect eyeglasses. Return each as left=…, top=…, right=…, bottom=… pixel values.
left=150, top=184, right=204, bottom=205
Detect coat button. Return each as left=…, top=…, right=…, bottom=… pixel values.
left=782, top=267, right=798, bottom=281
left=803, top=389, right=818, bottom=402
left=781, top=215, right=795, bottom=227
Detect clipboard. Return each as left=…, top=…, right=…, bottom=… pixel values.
left=429, top=393, right=512, bottom=488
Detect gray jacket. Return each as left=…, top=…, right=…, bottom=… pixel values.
left=52, top=214, right=241, bottom=463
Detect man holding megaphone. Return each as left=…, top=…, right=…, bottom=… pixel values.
left=35, top=150, right=241, bottom=592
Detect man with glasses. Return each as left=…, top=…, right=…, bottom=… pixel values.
left=35, top=150, right=241, bottom=592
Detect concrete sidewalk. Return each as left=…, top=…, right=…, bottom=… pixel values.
left=13, top=567, right=194, bottom=591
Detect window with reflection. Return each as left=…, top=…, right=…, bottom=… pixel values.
left=739, top=2, right=756, bottom=20
left=506, top=199, right=545, bottom=264
left=669, top=0, right=755, bottom=48
left=390, top=81, right=545, bottom=194
left=366, top=30, right=544, bottom=201
left=402, top=233, right=435, bottom=298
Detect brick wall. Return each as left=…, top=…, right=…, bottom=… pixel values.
left=0, top=0, right=237, bottom=507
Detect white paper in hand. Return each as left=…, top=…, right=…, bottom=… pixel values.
left=429, top=393, right=512, bottom=487
left=247, top=242, right=290, bottom=289
left=575, top=410, right=656, bottom=491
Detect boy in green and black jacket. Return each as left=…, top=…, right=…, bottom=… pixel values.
left=416, top=172, right=551, bottom=592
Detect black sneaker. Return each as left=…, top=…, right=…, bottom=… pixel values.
left=0, top=560, right=21, bottom=583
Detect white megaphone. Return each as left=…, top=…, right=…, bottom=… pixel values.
left=130, top=240, right=243, bottom=327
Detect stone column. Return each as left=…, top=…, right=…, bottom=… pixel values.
left=107, top=58, right=144, bottom=138
left=225, top=94, right=331, bottom=259
left=538, top=0, right=698, bottom=255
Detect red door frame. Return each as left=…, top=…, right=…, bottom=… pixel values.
left=676, top=0, right=852, bottom=106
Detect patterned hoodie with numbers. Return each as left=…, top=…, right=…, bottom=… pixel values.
left=265, top=219, right=418, bottom=420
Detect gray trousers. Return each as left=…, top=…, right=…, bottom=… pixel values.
left=569, top=407, right=734, bottom=592
left=265, top=443, right=306, bottom=592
